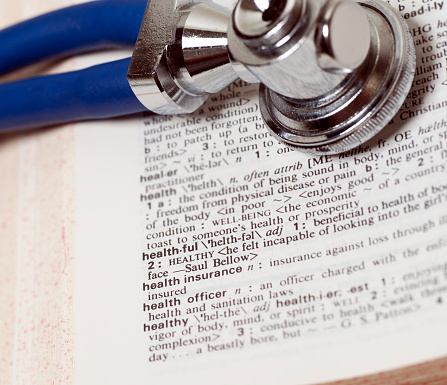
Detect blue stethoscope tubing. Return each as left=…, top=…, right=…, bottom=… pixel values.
left=0, top=0, right=148, bottom=132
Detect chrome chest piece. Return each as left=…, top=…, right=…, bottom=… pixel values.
left=127, top=0, right=416, bottom=154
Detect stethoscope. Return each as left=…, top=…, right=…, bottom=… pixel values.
left=0, top=0, right=415, bottom=154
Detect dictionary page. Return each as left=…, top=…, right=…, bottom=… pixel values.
left=75, top=1, right=447, bottom=384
